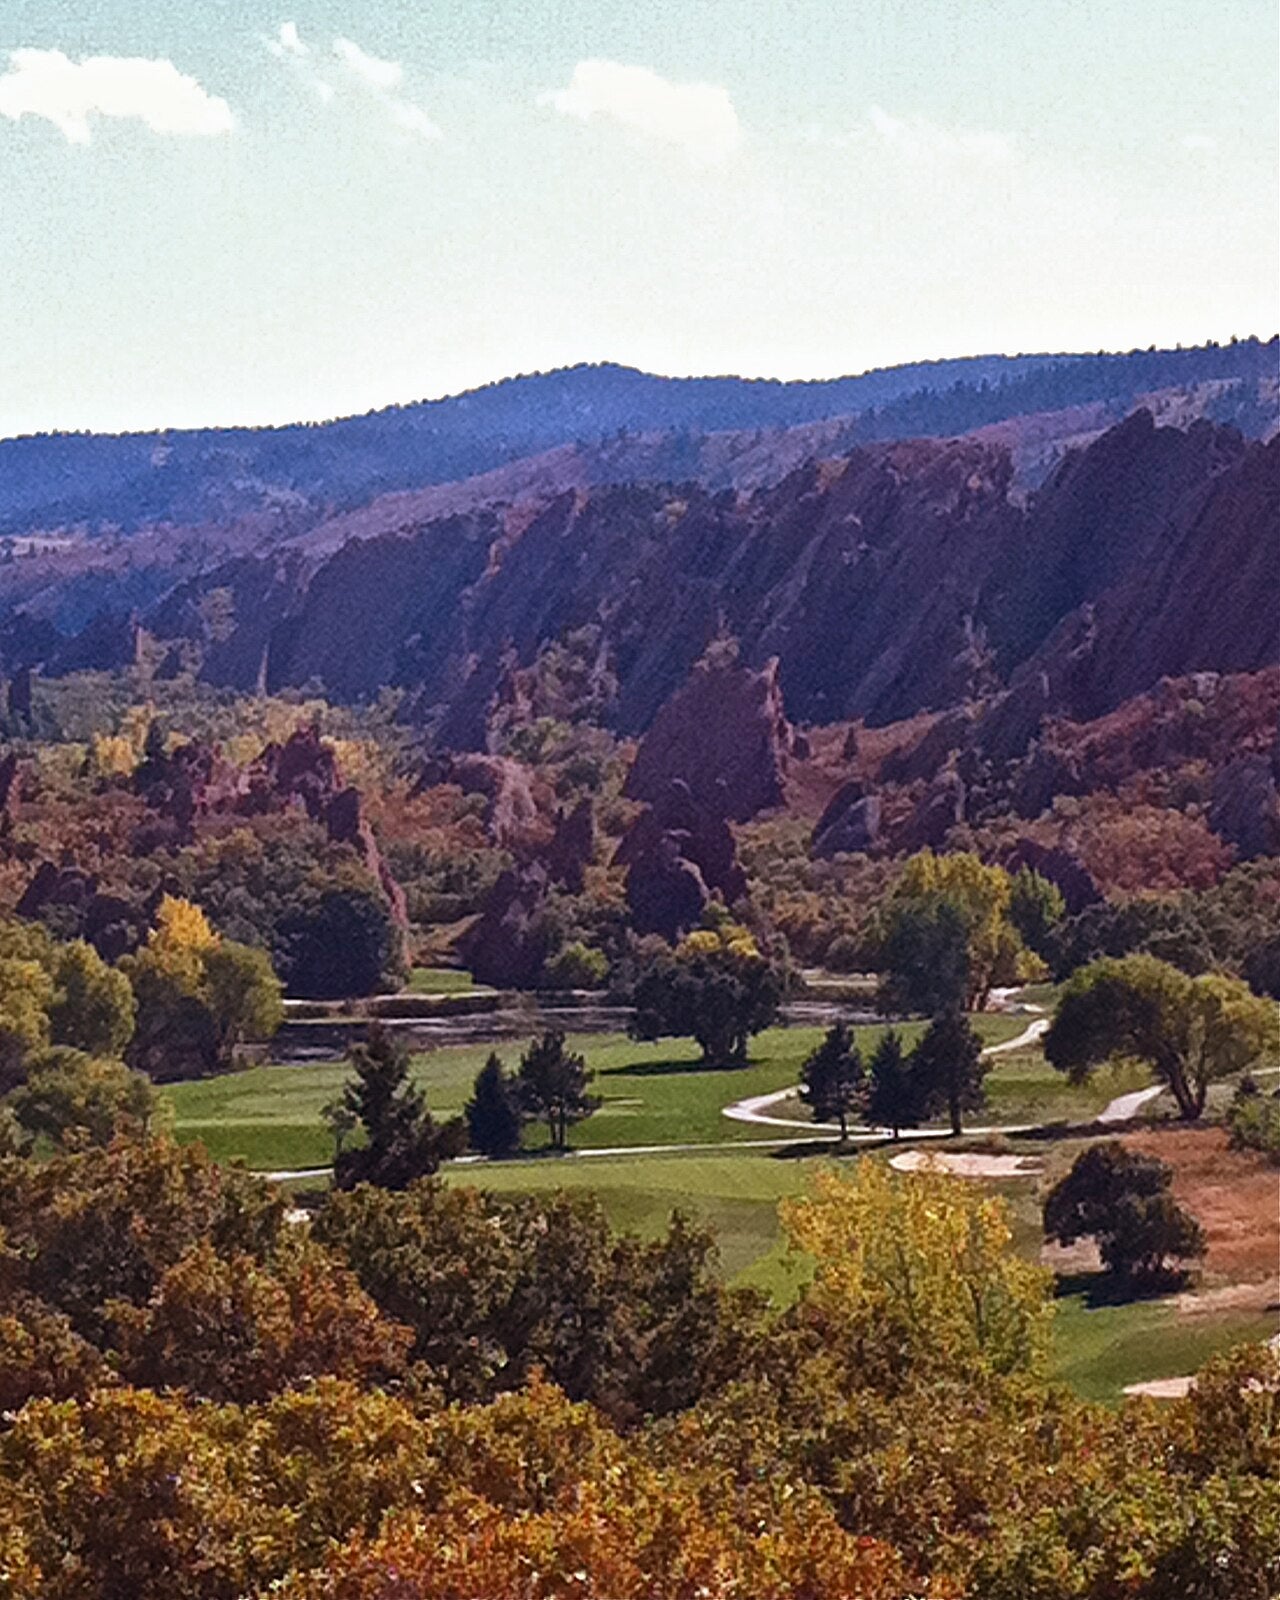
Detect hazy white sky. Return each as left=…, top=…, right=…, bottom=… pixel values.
left=1, top=0, right=1276, bottom=435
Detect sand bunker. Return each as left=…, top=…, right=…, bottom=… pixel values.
left=888, top=1149, right=1042, bottom=1179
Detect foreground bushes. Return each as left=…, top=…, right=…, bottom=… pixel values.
left=0, top=1135, right=1276, bottom=1598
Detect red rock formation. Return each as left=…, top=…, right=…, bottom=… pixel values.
left=811, top=782, right=883, bottom=857
left=544, top=798, right=595, bottom=892
left=414, top=751, right=545, bottom=852
left=614, top=778, right=749, bottom=940
left=458, top=864, right=553, bottom=988
left=625, top=654, right=790, bottom=822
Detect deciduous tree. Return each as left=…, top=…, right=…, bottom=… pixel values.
left=1045, top=953, right=1277, bottom=1120
left=1043, top=1141, right=1205, bottom=1281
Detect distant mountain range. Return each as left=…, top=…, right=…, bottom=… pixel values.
left=1, top=337, right=1274, bottom=537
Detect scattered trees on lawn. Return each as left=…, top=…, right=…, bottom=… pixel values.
left=1045, top=953, right=1276, bottom=1120
left=516, top=1030, right=597, bottom=1150
left=1043, top=1141, right=1205, bottom=1283
left=865, top=1027, right=920, bottom=1138
left=910, top=1010, right=988, bottom=1135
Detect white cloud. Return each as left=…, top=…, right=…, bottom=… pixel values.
left=0, top=47, right=234, bottom=143
left=389, top=99, right=442, bottom=139
left=867, top=105, right=1012, bottom=163
left=262, top=26, right=439, bottom=139
left=1181, top=132, right=1216, bottom=151
left=333, top=36, right=403, bottom=91
left=264, top=21, right=308, bottom=60
left=542, top=59, right=742, bottom=165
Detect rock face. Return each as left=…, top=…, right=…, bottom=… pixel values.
left=890, top=767, right=967, bottom=854
left=7, top=412, right=1275, bottom=745
left=811, top=782, right=883, bottom=857
left=614, top=779, right=748, bottom=940
left=1003, top=839, right=1103, bottom=915
left=624, top=654, right=791, bottom=822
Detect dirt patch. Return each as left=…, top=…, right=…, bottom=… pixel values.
left=1176, top=1280, right=1278, bottom=1318
left=1122, top=1125, right=1280, bottom=1282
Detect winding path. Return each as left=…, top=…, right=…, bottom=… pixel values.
left=721, top=1016, right=1052, bottom=1136
left=266, top=1014, right=1180, bottom=1182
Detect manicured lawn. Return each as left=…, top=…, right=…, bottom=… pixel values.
left=448, top=1147, right=819, bottom=1298
left=406, top=967, right=484, bottom=995
left=446, top=1146, right=1278, bottom=1398
left=1049, top=1294, right=1277, bottom=1402
left=164, top=1013, right=1026, bottom=1172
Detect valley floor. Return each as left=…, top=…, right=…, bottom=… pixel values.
left=162, top=1016, right=1279, bottom=1404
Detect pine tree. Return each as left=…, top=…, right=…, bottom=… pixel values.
left=911, top=1012, right=987, bottom=1136
left=798, top=1021, right=864, bottom=1140
left=465, top=1052, right=525, bottom=1157
left=516, top=1030, right=598, bottom=1151
left=334, top=1023, right=463, bottom=1189
left=865, top=1027, right=919, bottom=1140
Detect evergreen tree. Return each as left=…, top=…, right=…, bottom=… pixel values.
left=516, top=1030, right=598, bottom=1151
left=465, top=1052, right=525, bottom=1157
left=334, top=1024, right=463, bottom=1189
left=798, top=1021, right=864, bottom=1140
left=911, top=1012, right=988, bottom=1136
left=865, top=1027, right=919, bottom=1140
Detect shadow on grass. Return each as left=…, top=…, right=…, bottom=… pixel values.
left=1053, top=1267, right=1194, bottom=1308
left=599, top=1057, right=747, bottom=1078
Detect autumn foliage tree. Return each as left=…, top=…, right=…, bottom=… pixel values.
left=123, top=896, right=283, bottom=1079
left=875, top=850, right=1040, bottom=1015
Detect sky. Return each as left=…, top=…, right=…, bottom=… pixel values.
left=0, top=0, right=1276, bottom=436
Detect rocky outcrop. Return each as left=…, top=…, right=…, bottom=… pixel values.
left=1003, top=839, right=1103, bottom=915
left=614, top=779, right=748, bottom=940
left=544, top=798, right=595, bottom=892
left=879, top=707, right=977, bottom=786
left=1010, top=429, right=1280, bottom=720
left=414, top=751, right=544, bottom=851
left=15, top=863, right=145, bottom=962
left=811, top=782, right=882, bottom=857
left=894, top=768, right=967, bottom=853
left=624, top=836, right=712, bottom=941
left=624, top=654, right=791, bottom=822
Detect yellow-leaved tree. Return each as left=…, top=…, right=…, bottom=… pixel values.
left=782, top=1160, right=1053, bottom=1380
left=123, top=896, right=283, bottom=1080
left=876, top=849, right=1044, bottom=1014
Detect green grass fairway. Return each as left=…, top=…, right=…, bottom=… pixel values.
left=449, top=1147, right=820, bottom=1298
left=1050, top=1295, right=1278, bottom=1402
left=164, top=1013, right=1026, bottom=1172
left=406, top=967, right=484, bottom=995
